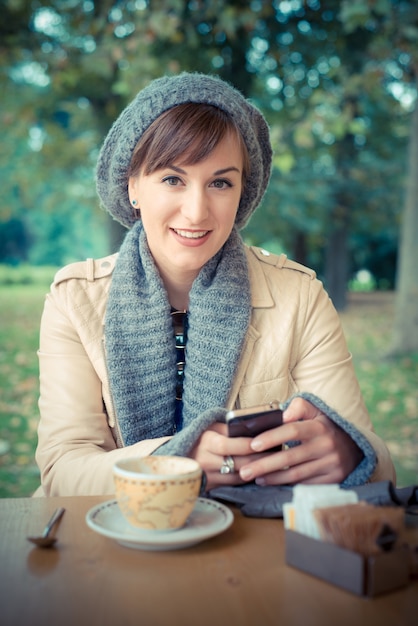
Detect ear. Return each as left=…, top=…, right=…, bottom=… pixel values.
left=128, top=177, right=138, bottom=203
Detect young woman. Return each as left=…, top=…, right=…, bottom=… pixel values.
left=35, top=73, right=395, bottom=496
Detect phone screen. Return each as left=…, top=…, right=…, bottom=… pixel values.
left=226, top=405, right=283, bottom=438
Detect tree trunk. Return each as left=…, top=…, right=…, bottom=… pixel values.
left=293, top=231, right=308, bottom=267
left=324, top=128, right=358, bottom=311
left=324, top=211, right=349, bottom=311
left=389, top=78, right=418, bottom=355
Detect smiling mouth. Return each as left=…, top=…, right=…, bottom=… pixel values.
left=172, top=229, right=210, bottom=239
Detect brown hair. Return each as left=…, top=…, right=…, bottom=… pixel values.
left=127, top=102, right=249, bottom=183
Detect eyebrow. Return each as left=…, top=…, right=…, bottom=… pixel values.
left=167, top=165, right=241, bottom=175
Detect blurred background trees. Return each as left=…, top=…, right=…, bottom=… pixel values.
left=1, top=0, right=417, bottom=348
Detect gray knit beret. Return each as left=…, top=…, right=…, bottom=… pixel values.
left=96, top=72, right=272, bottom=230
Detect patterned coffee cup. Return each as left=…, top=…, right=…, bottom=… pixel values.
left=113, top=456, right=203, bottom=531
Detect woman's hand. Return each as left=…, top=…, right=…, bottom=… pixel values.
left=238, top=397, right=364, bottom=486
left=190, top=397, right=364, bottom=489
left=189, top=422, right=268, bottom=490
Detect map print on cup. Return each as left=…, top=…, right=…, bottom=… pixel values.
left=113, top=456, right=202, bottom=531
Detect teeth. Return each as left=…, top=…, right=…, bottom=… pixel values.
left=174, top=229, right=208, bottom=239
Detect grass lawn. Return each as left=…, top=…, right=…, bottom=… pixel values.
left=0, top=285, right=47, bottom=496
left=339, top=291, right=418, bottom=487
left=0, top=284, right=417, bottom=498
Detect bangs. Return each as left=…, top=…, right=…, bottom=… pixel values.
left=128, top=103, right=249, bottom=181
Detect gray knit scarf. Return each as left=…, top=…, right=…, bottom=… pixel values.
left=104, top=221, right=251, bottom=448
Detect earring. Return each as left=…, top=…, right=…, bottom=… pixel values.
left=131, top=199, right=141, bottom=220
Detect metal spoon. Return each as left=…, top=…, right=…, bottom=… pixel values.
left=27, top=507, right=65, bottom=548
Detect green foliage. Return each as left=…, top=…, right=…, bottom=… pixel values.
left=0, top=0, right=416, bottom=287
left=0, top=264, right=57, bottom=286
left=348, top=269, right=377, bottom=292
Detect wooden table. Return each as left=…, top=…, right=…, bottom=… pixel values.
left=0, top=496, right=416, bottom=626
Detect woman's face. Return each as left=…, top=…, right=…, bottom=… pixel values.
left=129, top=132, right=244, bottom=287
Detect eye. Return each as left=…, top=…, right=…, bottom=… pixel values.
left=162, top=176, right=182, bottom=186
left=210, top=178, right=232, bottom=189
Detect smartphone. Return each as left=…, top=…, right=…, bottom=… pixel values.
left=225, top=401, right=283, bottom=439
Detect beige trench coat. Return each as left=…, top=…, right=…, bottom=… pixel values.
left=35, top=246, right=395, bottom=496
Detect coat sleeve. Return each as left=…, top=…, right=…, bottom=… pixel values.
left=36, top=277, right=171, bottom=497
left=239, top=249, right=396, bottom=485
left=286, top=273, right=396, bottom=484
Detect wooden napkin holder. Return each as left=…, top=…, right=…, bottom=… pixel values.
left=285, top=529, right=409, bottom=597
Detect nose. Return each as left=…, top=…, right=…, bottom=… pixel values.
left=180, top=186, right=209, bottom=224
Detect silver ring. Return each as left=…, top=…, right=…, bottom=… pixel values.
left=220, top=455, right=235, bottom=475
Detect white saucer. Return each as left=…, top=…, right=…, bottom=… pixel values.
left=86, top=497, right=234, bottom=551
